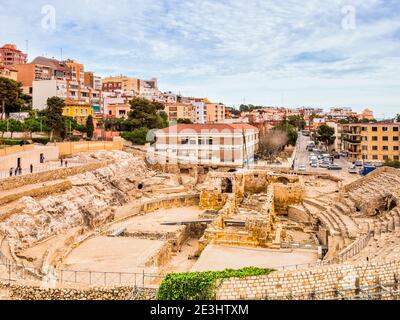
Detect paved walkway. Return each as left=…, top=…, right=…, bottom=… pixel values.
left=0, top=161, right=84, bottom=180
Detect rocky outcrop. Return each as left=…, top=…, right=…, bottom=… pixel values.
left=0, top=151, right=155, bottom=253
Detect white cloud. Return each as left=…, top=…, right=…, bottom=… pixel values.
left=0, top=0, right=399, bottom=115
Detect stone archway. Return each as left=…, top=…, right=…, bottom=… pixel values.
left=276, top=177, right=290, bottom=185
left=372, top=195, right=398, bottom=216
left=221, top=178, right=233, bottom=193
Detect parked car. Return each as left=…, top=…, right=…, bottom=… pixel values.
left=354, top=160, right=363, bottom=167
left=298, top=164, right=307, bottom=171
left=348, top=165, right=358, bottom=174
left=327, top=164, right=343, bottom=170
left=319, top=162, right=329, bottom=168
left=310, top=162, right=318, bottom=168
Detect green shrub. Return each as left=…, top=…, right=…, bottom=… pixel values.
left=121, top=127, right=149, bottom=145
left=157, top=267, right=275, bottom=300
left=32, top=137, right=50, bottom=145
left=0, top=138, right=29, bottom=146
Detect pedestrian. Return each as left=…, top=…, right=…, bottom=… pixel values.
left=9, top=168, right=13, bottom=177
left=14, top=167, right=18, bottom=176
left=30, top=164, right=33, bottom=173
left=61, top=158, right=64, bottom=167
left=65, top=160, right=68, bottom=167
left=18, top=167, right=22, bottom=175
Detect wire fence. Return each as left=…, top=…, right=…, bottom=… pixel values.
left=0, top=251, right=163, bottom=288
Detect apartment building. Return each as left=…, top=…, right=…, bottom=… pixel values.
left=63, top=104, right=93, bottom=124
left=164, top=103, right=196, bottom=123
left=0, top=65, right=18, bottom=81
left=32, top=79, right=68, bottom=109
left=102, top=75, right=139, bottom=95
left=150, top=123, right=259, bottom=167
left=159, top=92, right=178, bottom=104
left=15, top=63, right=51, bottom=94
left=0, top=44, right=27, bottom=66
left=139, top=78, right=160, bottom=101
left=84, top=72, right=102, bottom=91
left=342, top=122, right=400, bottom=163
left=205, top=103, right=226, bottom=123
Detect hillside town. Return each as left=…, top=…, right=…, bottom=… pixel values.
left=1, top=39, right=400, bottom=303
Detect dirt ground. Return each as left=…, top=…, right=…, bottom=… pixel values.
left=62, top=236, right=164, bottom=273
left=191, top=245, right=318, bottom=271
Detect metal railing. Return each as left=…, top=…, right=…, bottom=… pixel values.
left=0, top=250, right=163, bottom=288
left=0, top=160, right=95, bottom=180
left=266, top=280, right=400, bottom=300
left=332, top=231, right=374, bottom=264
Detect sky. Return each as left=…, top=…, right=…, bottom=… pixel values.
left=1, top=0, right=399, bottom=118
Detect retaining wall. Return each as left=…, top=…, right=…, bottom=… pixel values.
left=216, top=259, right=400, bottom=300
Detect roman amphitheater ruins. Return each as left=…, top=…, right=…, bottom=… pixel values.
left=1, top=148, right=400, bottom=300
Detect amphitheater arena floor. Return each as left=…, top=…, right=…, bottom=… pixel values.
left=191, top=245, right=319, bottom=272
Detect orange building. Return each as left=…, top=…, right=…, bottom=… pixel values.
left=0, top=44, right=27, bottom=67
left=164, top=103, right=196, bottom=123
left=205, top=103, right=226, bottom=123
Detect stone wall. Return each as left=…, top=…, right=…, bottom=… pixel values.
left=0, top=180, right=72, bottom=206
left=0, top=160, right=113, bottom=192
left=216, top=259, right=400, bottom=300
left=56, top=139, right=123, bottom=156
left=0, top=281, right=157, bottom=300
left=141, top=194, right=199, bottom=213
left=274, top=184, right=304, bottom=215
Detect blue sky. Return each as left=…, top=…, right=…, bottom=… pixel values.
left=1, top=0, right=399, bottom=117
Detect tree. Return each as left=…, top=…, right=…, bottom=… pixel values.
left=127, top=97, right=166, bottom=130
left=7, top=119, right=22, bottom=138
left=316, top=124, right=336, bottom=149
left=43, top=97, right=65, bottom=141
left=121, top=127, right=149, bottom=145
left=273, top=122, right=298, bottom=146
left=258, top=130, right=288, bottom=161
left=287, top=115, right=306, bottom=130
left=396, top=114, right=400, bottom=122
left=383, top=160, right=400, bottom=169
left=0, top=120, right=7, bottom=138
left=177, top=118, right=193, bottom=124
left=0, top=77, right=24, bottom=119
left=86, top=115, right=94, bottom=139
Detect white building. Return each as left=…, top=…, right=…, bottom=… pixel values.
left=32, top=79, right=68, bottom=110
left=149, top=124, right=259, bottom=167
left=139, top=78, right=160, bottom=101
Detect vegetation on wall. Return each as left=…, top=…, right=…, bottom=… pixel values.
left=383, top=160, right=400, bottom=169
left=157, top=267, right=275, bottom=300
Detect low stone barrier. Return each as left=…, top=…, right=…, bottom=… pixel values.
left=0, top=160, right=113, bottom=192
left=215, top=259, right=400, bottom=300
left=0, top=180, right=72, bottom=206
left=0, top=281, right=157, bottom=300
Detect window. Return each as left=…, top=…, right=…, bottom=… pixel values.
left=394, top=146, right=399, bottom=151
left=382, top=127, right=388, bottom=131
left=383, top=146, right=389, bottom=151
left=373, top=155, right=378, bottom=160
left=394, top=156, right=399, bottom=161
left=393, top=136, right=399, bottom=141
left=372, top=136, right=378, bottom=141
left=383, top=155, right=389, bottom=161
left=372, top=127, right=378, bottom=131
left=394, top=127, right=399, bottom=132
left=372, top=146, right=378, bottom=151
left=383, top=136, right=389, bottom=141
left=362, top=146, right=368, bottom=151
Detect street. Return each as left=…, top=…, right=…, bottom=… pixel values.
left=293, top=133, right=354, bottom=176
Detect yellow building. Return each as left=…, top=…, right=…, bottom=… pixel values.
left=342, top=122, right=400, bottom=163
left=0, top=65, right=18, bottom=81
left=63, top=104, right=93, bottom=125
